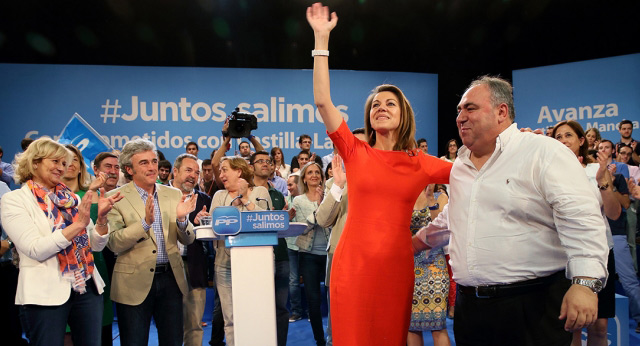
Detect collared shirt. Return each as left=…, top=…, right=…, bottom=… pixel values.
left=269, top=175, right=289, bottom=196
left=134, top=182, right=188, bottom=264
left=449, top=123, right=608, bottom=286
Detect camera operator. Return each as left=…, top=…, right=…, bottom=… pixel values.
left=212, top=111, right=264, bottom=188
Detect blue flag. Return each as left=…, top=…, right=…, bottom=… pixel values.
left=58, top=113, right=113, bottom=175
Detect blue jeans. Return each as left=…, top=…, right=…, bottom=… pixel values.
left=325, top=253, right=333, bottom=346
left=287, top=249, right=303, bottom=315
left=275, top=260, right=290, bottom=346
left=116, top=271, right=183, bottom=346
left=21, top=279, right=103, bottom=346
left=209, top=286, right=226, bottom=346
left=613, top=235, right=640, bottom=324
left=216, top=265, right=234, bottom=346
left=299, top=252, right=326, bottom=346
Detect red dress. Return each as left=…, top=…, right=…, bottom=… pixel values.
left=328, top=120, right=452, bottom=345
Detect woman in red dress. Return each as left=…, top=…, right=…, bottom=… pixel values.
left=306, top=3, right=453, bottom=345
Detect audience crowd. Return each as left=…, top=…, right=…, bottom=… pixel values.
left=1, top=82, right=640, bottom=346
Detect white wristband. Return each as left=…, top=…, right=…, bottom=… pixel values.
left=312, top=50, right=329, bottom=57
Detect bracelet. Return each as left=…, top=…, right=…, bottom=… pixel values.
left=428, top=203, right=440, bottom=211
left=96, top=221, right=108, bottom=227
left=311, top=49, right=329, bottom=57
left=242, top=200, right=251, bottom=207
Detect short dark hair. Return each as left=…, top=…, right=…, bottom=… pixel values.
left=186, top=141, right=198, bottom=150
left=21, top=138, right=34, bottom=151
left=600, top=139, right=614, bottom=149
left=156, top=150, right=166, bottom=161
left=298, top=134, right=311, bottom=144
left=202, top=159, right=212, bottom=167
left=298, top=150, right=310, bottom=158
left=173, top=153, right=198, bottom=171
left=249, top=151, right=270, bottom=165
left=619, top=119, right=633, bottom=128
left=239, top=141, right=250, bottom=147
left=618, top=143, right=633, bottom=153
left=417, top=138, right=427, bottom=146
left=158, top=159, right=172, bottom=170
left=352, top=128, right=366, bottom=135
left=94, top=152, right=118, bottom=169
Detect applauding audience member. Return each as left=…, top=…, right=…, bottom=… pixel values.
left=1, top=138, right=122, bottom=346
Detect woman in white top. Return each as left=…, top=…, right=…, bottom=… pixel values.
left=208, top=157, right=270, bottom=346
left=271, top=147, right=291, bottom=179
left=553, top=120, right=620, bottom=346
left=1, top=138, right=122, bottom=346
left=439, top=139, right=459, bottom=162
left=291, top=162, right=329, bottom=346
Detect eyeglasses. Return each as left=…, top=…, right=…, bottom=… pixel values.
left=254, top=159, right=272, bottom=165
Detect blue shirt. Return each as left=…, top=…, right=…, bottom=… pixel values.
left=612, top=161, right=630, bottom=179
left=134, top=183, right=187, bottom=264
left=269, top=175, right=289, bottom=196
left=0, top=161, right=14, bottom=188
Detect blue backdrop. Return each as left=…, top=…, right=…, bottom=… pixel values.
left=512, top=53, right=640, bottom=142
left=0, top=64, right=438, bottom=167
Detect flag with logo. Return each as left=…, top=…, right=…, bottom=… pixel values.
left=58, top=113, right=113, bottom=175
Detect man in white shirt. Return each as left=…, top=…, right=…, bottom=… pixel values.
left=417, top=76, right=609, bottom=345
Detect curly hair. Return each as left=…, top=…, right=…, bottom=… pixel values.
left=13, top=137, right=72, bottom=184
left=222, top=157, right=254, bottom=188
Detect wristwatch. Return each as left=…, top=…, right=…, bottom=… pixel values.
left=428, top=203, right=440, bottom=211
left=572, top=277, right=603, bottom=293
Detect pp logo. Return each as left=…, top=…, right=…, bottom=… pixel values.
left=212, top=206, right=242, bottom=236
left=215, top=216, right=238, bottom=226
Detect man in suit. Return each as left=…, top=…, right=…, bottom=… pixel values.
left=107, top=139, right=197, bottom=346
left=169, top=153, right=213, bottom=346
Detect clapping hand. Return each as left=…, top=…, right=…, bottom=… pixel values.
left=627, top=178, right=640, bottom=199
left=145, top=194, right=155, bottom=225
left=177, top=193, right=198, bottom=221
left=331, top=154, right=345, bottom=189
left=97, top=188, right=123, bottom=219
left=88, top=172, right=107, bottom=192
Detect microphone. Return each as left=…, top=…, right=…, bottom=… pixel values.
left=230, top=194, right=243, bottom=206
left=256, top=197, right=272, bottom=210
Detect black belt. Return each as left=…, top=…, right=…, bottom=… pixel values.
left=154, top=263, right=171, bottom=274
left=458, top=271, right=565, bottom=299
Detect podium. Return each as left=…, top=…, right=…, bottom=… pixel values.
left=195, top=207, right=307, bottom=346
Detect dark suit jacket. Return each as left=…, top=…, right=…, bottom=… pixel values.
left=186, top=190, right=212, bottom=288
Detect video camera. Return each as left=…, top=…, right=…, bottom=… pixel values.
left=226, top=107, right=258, bottom=138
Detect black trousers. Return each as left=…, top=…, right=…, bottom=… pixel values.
left=0, top=263, right=28, bottom=345
left=454, top=273, right=572, bottom=346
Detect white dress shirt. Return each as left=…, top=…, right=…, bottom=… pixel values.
left=448, top=123, right=608, bottom=286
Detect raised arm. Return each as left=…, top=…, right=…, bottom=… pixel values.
left=307, top=2, right=342, bottom=133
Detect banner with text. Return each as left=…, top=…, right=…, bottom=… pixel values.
left=0, top=64, right=438, bottom=167
left=512, top=53, right=640, bottom=141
